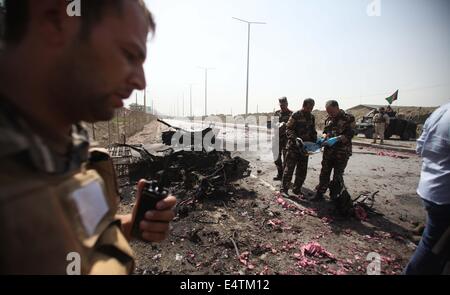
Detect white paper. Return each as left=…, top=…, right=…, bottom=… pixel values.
left=70, top=181, right=109, bottom=237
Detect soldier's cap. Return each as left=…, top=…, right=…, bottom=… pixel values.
left=379, top=107, right=385, bottom=112
left=278, top=97, right=288, bottom=104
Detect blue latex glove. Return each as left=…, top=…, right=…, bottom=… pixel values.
left=316, top=138, right=326, bottom=145
left=324, top=137, right=339, bottom=147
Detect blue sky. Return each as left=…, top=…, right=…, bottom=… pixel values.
left=138, top=0, right=450, bottom=115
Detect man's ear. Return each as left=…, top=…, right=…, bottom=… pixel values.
left=29, top=0, right=80, bottom=47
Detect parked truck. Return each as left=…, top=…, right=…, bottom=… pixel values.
left=355, top=110, right=417, bottom=141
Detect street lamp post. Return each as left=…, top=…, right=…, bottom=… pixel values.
left=232, top=17, right=266, bottom=116
left=198, top=67, right=215, bottom=117
left=189, top=83, right=195, bottom=117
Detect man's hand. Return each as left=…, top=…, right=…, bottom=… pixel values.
left=120, top=180, right=177, bottom=242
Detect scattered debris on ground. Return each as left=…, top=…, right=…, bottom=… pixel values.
left=112, top=119, right=424, bottom=275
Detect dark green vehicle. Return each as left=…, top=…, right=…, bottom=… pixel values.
left=355, top=110, right=417, bottom=141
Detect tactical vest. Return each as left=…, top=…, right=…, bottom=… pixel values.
left=323, top=110, right=355, bottom=155
left=288, top=111, right=317, bottom=143
left=373, top=113, right=387, bottom=124
left=0, top=149, right=134, bottom=275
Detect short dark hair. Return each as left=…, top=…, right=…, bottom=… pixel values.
left=326, top=100, right=339, bottom=109
left=2, top=0, right=155, bottom=45
left=303, top=98, right=315, bottom=108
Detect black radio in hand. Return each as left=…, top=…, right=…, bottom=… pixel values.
left=132, top=180, right=169, bottom=239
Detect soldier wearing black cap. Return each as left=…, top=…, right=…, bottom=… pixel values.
left=273, top=97, right=293, bottom=180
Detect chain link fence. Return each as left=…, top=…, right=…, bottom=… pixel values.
left=86, top=108, right=155, bottom=147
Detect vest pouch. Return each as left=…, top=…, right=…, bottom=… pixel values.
left=55, top=169, right=134, bottom=275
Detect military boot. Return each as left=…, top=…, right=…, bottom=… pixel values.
left=292, top=186, right=303, bottom=196
left=273, top=167, right=283, bottom=181
left=279, top=188, right=289, bottom=198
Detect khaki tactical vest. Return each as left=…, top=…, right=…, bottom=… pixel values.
left=373, top=113, right=387, bottom=124
left=0, top=149, right=134, bottom=275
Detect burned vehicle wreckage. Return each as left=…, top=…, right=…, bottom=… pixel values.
left=107, top=120, right=251, bottom=212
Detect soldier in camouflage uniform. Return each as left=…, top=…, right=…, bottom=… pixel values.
left=281, top=99, right=317, bottom=195
left=312, top=100, right=356, bottom=201
left=273, top=97, right=293, bottom=180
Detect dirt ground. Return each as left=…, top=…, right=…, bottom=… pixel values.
left=117, top=120, right=425, bottom=275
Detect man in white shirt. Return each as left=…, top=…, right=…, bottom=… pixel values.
left=404, top=102, right=450, bottom=275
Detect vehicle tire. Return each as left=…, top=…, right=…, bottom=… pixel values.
left=401, top=131, right=410, bottom=141
left=364, top=128, right=374, bottom=139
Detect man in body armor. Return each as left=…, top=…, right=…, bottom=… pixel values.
left=273, top=97, right=293, bottom=181
left=0, top=0, right=176, bottom=274
left=312, top=100, right=355, bottom=203
left=281, top=98, right=317, bottom=196
left=372, top=107, right=390, bottom=144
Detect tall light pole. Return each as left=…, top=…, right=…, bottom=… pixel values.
left=144, top=89, right=147, bottom=113
left=182, top=93, right=185, bottom=117
left=188, top=83, right=195, bottom=117
left=198, top=67, right=214, bottom=117
left=232, top=17, right=266, bottom=116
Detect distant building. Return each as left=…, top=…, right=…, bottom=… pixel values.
left=346, top=104, right=385, bottom=112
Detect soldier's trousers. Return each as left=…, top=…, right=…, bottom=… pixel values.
left=274, top=144, right=288, bottom=177
left=374, top=123, right=386, bottom=141
left=282, top=149, right=309, bottom=192
left=316, top=149, right=350, bottom=194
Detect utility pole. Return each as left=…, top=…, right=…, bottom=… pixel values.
left=144, top=89, right=147, bottom=114
left=198, top=67, right=215, bottom=117
left=232, top=17, right=266, bottom=116
left=190, top=84, right=193, bottom=117
left=188, top=83, right=195, bottom=117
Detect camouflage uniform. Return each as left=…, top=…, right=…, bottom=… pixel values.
left=281, top=110, right=317, bottom=193
left=316, top=110, right=355, bottom=195
left=373, top=112, right=390, bottom=143
left=273, top=108, right=293, bottom=178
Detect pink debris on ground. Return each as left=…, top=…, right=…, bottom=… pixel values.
left=259, top=266, right=270, bottom=275
left=267, top=218, right=283, bottom=226
left=328, top=268, right=347, bottom=275
left=321, top=216, right=334, bottom=224
left=354, top=205, right=368, bottom=221
left=300, top=242, right=335, bottom=259
left=238, top=251, right=256, bottom=270
left=297, top=257, right=317, bottom=268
